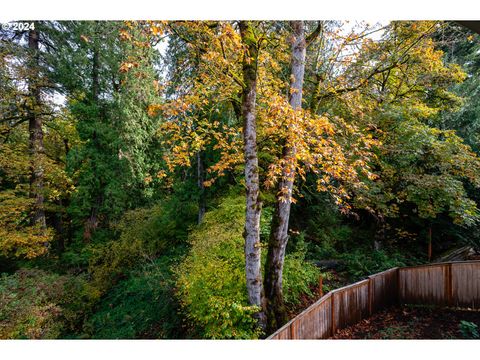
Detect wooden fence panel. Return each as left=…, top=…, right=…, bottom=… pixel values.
left=399, top=264, right=448, bottom=306
left=269, top=326, right=290, bottom=339
left=452, top=262, right=480, bottom=308
left=268, top=293, right=333, bottom=339
left=368, top=268, right=399, bottom=313
left=291, top=294, right=332, bottom=339
left=268, top=261, right=480, bottom=339
left=332, top=279, right=370, bottom=332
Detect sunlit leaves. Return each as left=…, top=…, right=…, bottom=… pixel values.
left=258, top=91, right=377, bottom=209
left=0, top=191, right=52, bottom=258
left=361, top=118, right=480, bottom=226
left=149, top=21, right=378, bottom=210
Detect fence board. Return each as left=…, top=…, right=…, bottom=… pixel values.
left=294, top=294, right=332, bottom=339
left=452, top=262, right=480, bottom=308
left=332, top=279, right=369, bottom=332
left=368, top=268, right=398, bottom=313
left=399, top=264, right=448, bottom=305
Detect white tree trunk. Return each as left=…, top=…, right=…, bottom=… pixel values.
left=239, top=21, right=266, bottom=329
left=265, top=20, right=306, bottom=332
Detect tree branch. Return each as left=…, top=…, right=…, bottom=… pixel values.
left=306, top=21, right=322, bottom=48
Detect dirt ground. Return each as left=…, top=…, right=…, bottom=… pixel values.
left=331, top=305, right=480, bottom=339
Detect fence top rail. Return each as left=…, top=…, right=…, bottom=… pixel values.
left=368, top=267, right=399, bottom=279
left=267, top=260, right=480, bottom=339
left=398, top=260, right=480, bottom=271
left=330, top=278, right=369, bottom=294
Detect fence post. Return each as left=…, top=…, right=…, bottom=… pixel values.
left=445, top=263, right=453, bottom=307
left=396, top=268, right=401, bottom=306
left=331, top=293, right=335, bottom=337
left=368, top=276, right=373, bottom=316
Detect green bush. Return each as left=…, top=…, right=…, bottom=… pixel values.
left=175, top=195, right=320, bottom=339
left=283, top=247, right=321, bottom=306
left=339, top=249, right=410, bottom=281
left=55, top=194, right=196, bottom=338
left=291, top=190, right=352, bottom=253
left=459, top=320, right=480, bottom=339
left=88, top=197, right=196, bottom=292
left=83, top=250, right=183, bottom=339
left=0, top=269, right=98, bottom=339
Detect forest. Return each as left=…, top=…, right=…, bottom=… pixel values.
left=0, top=20, right=480, bottom=339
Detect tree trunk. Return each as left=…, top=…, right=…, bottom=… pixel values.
left=92, top=35, right=100, bottom=101
left=374, top=212, right=385, bottom=251
left=239, top=21, right=266, bottom=329
left=27, top=29, right=47, bottom=232
left=309, top=73, right=324, bottom=114
left=264, top=21, right=306, bottom=333
left=428, top=226, right=432, bottom=261
left=54, top=199, right=65, bottom=252
left=197, top=151, right=206, bottom=224
left=83, top=37, right=101, bottom=242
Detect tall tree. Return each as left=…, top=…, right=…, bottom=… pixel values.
left=1, top=23, right=76, bottom=257
left=321, top=21, right=480, bottom=255
left=46, top=21, right=163, bottom=242
left=264, top=20, right=307, bottom=331
left=150, top=21, right=376, bottom=333
left=239, top=21, right=266, bottom=328
left=26, top=29, right=47, bottom=231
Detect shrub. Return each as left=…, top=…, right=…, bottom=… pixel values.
left=291, top=190, right=352, bottom=253
left=339, top=249, right=410, bottom=281
left=88, top=197, right=196, bottom=292
left=0, top=269, right=98, bottom=339
left=0, top=269, right=63, bottom=339
left=83, top=250, right=184, bottom=339
left=175, top=195, right=320, bottom=339
left=459, top=320, right=480, bottom=339
left=283, top=247, right=321, bottom=306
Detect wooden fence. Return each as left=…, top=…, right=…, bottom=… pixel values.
left=267, top=261, right=480, bottom=339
